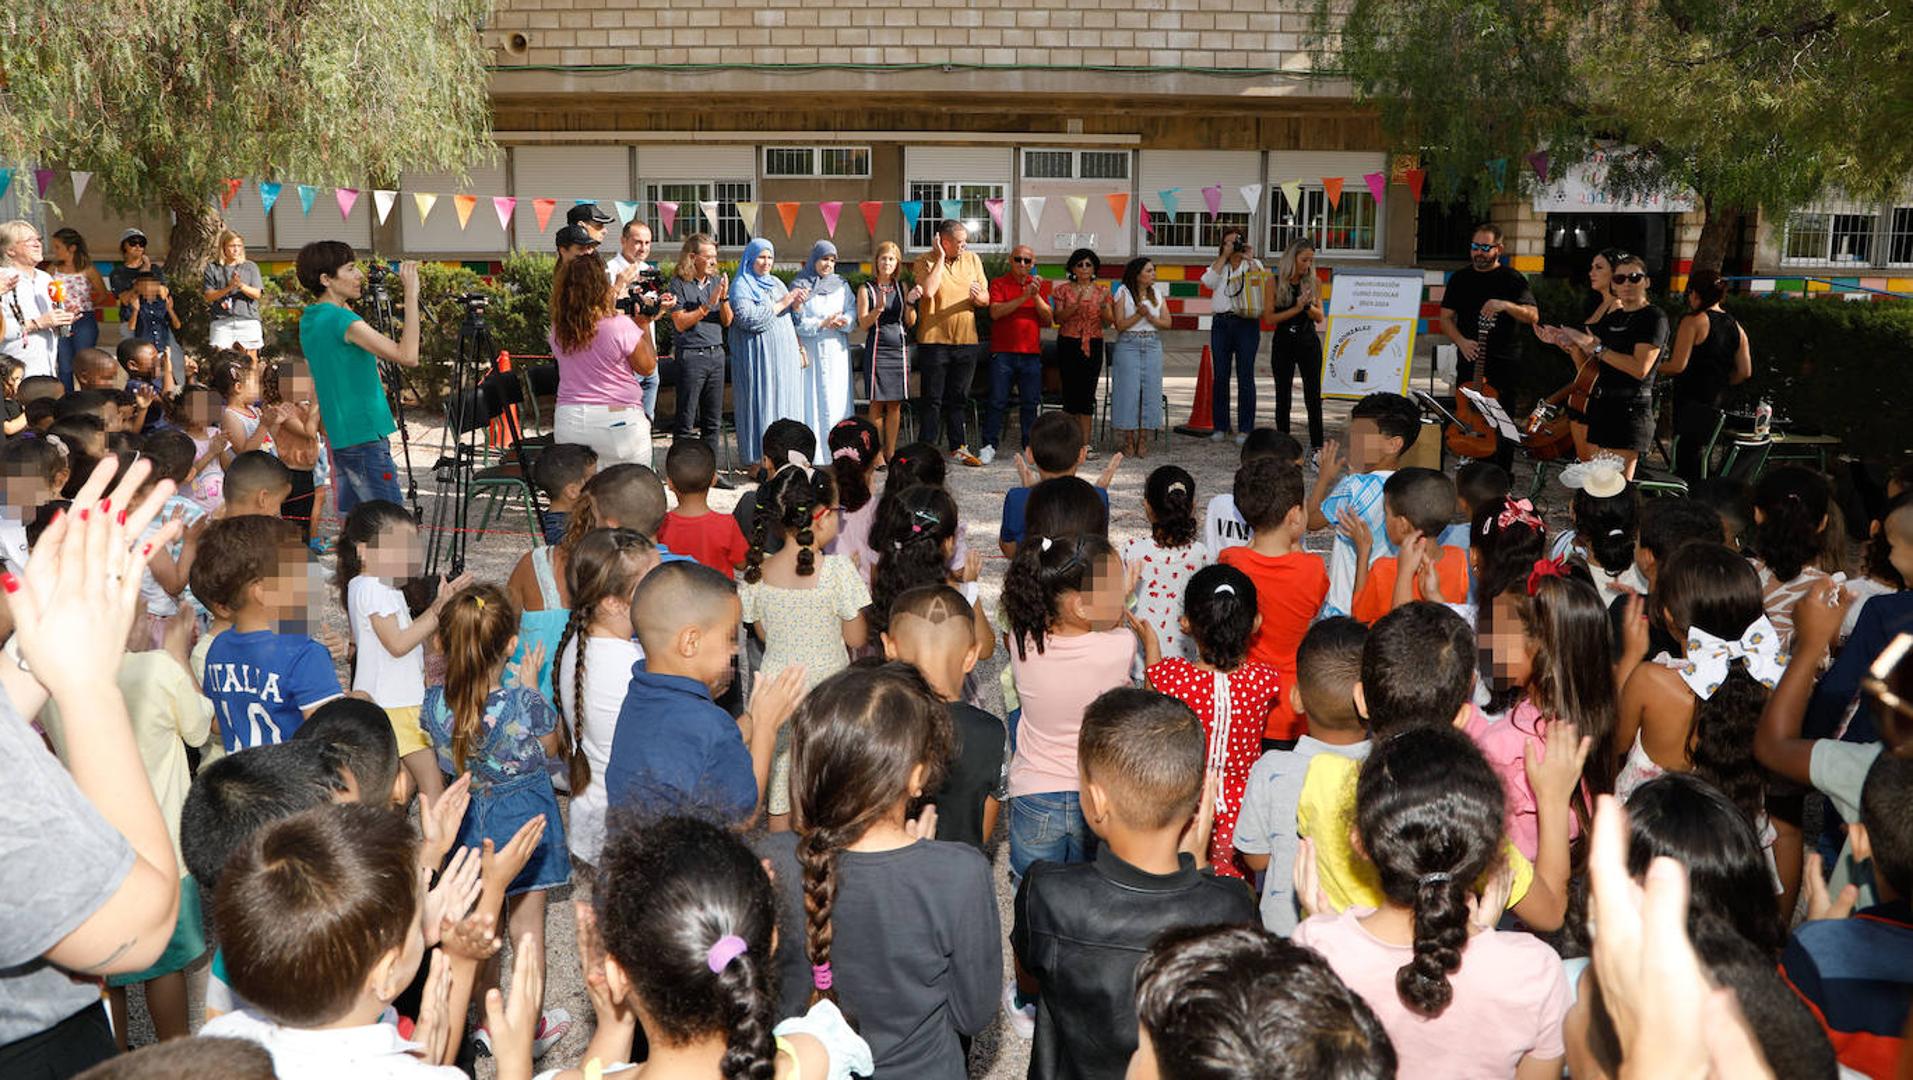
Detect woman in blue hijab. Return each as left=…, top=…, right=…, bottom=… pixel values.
left=791, top=239, right=856, bottom=435
left=727, top=238, right=808, bottom=462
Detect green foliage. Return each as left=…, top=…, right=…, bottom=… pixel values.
left=1719, top=296, right=1913, bottom=463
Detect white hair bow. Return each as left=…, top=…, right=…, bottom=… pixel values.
left=784, top=450, right=814, bottom=477
left=1678, top=616, right=1787, bottom=700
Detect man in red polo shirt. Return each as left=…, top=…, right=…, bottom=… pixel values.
left=980, top=244, right=1054, bottom=465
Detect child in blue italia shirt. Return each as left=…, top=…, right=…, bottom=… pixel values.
left=1307, top=392, right=1420, bottom=617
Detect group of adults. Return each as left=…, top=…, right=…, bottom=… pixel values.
left=1437, top=221, right=1751, bottom=481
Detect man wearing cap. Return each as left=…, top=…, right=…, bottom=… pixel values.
left=604, top=220, right=674, bottom=424
left=556, top=224, right=601, bottom=263
left=568, top=203, right=616, bottom=245
left=108, top=229, right=183, bottom=383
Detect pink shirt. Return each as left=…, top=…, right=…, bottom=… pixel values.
left=1007, top=628, right=1136, bottom=797
left=1471, top=699, right=1585, bottom=862
left=1294, top=909, right=1569, bottom=1079
left=551, top=316, right=644, bottom=407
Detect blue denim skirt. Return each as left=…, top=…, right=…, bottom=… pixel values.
left=457, top=771, right=571, bottom=895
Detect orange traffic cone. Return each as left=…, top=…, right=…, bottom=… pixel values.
left=1175, top=344, right=1217, bottom=436
left=488, top=351, right=521, bottom=449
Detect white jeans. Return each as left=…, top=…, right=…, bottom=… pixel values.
left=554, top=403, right=651, bottom=468
left=209, top=317, right=264, bottom=350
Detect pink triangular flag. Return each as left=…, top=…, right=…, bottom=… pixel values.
left=1322, top=178, right=1344, bottom=210
left=1104, top=192, right=1128, bottom=227
left=33, top=169, right=54, bottom=198
left=1140, top=204, right=1154, bottom=235
left=1363, top=172, right=1386, bottom=204
left=658, top=200, right=680, bottom=236
left=818, top=201, right=843, bottom=237
left=1527, top=150, right=1551, bottom=183
left=984, top=198, right=1005, bottom=231
left=373, top=190, right=398, bottom=225
left=1201, top=185, right=1223, bottom=219
left=493, top=196, right=516, bottom=232
left=335, top=187, right=360, bottom=220
left=859, top=201, right=883, bottom=236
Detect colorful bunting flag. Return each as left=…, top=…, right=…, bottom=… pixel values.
left=736, top=201, right=761, bottom=235
left=899, top=200, right=923, bottom=234
left=1064, top=195, right=1088, bottom=229
left=818, top=201, right=843, bottom=237
left=1104, top=193, right=1128, bottom=227
left=492, top=196, right=516, bottom=232
left=258, top=181, right=284, bottom=217
left=220, top=178, right=243, bottom=210
left=1238, top=183, right=1264, bottom=212
left=1157, top=188, right=1181, bottom=217
left=658, top=200, right=680, bottom=236
left=1020, top=196, right=1047, bottom=232
left=1140, top=204, right=1154, bottom=235
left=532, top=198, right=558, bottom=232
left=1322, top=177, right=1344, bottom=209
left=615, top=201, right=640, bottom=227
left=34, top=169, right=54, bottom=199
left=983, top=198, right=1005, bottom=231
left=699, top=200, right=720, bottom=233
left=1201, top=185, right=1223, bottom=219
left=453, top=194, right=478, bottom=230
left=1279, top=180, right=1303, bottom=214
left=776, top=202, right=801, bottom=237
left=297, top=185, right=318, bottom=216
left=70, top=171, right=92, bottom=203
left=939, top=198, right=963, bottom=224
left=413, top=193, right=438, bottom=225
left=373, top=190, right=398, bottom=225
left=1486, top=159, right=1508, bottom=191
left=1403, top=168, right=1427, bottom=203
left=336, top=188, right=360, bottom=220
left=1362, top=172, right=1386, bottom=204
left=0, top=169, right=14, bottom=201
left=859, top=201, right=883, bottom=236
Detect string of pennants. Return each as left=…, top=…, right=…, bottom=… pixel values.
left=0, top=158, right=1555, bottom=239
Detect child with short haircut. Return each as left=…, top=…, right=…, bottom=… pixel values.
left=132, top=428, right=209, bottom=649
left=882, top=583, right=1008, bottom=851
left=291, top=697, right=408, bottom=808
left=554, top=527, right=660, bottom=868
left=1309, top=391, right=1420, bottom=616
left=71, top=1036, right=277, bottom=1080
left=762, top=663, right=1001, bottom=1079
left=530, top=441, right=597, bottom=546
left=998, top=411, right=1119, bottom=555
left=1002, top=532, right=1143, bottom=877
left=178, top=384, right=232, bottom=511
left=1013, top=687, right=1256, bottom=1079
left=56, top=388, right=120, bottom=431
left=1348, top=467, right=1468, bottom=623
left=606, top=560, right=804, bottom=824
left=197, top=515, right=342, bottom=750
left=126, top=269, right=181, bottom=359
left=337, top=499, right=472, bottom=804
left=23, top=395, right=57, bottom=433
left=1232, top=616, right=1371, bottom=933
left=1124, top=464, right=1210, bottom=664
left=1440, top=459, right=1510, bottom=550
left=113, top=338, right=168, bottom=432
left=1217, top=457, right=1328, bottom=742
left=1129, top=924, right=1397, bottom=1080
left=1202, top=427, right=1304, bottom=558
left=660, top=436, right=749, bottom=578
left=222, top=449, right=293, bottom=518
left=740, top=463, right=871, bottom=827
left=1146, top=564, right=1282, bottom=878
left=76, top=345, right=122, bottom=391
left=1294, top=725, right=1570, bottom=1079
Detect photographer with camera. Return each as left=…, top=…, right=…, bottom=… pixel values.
left=667, top=232, right=732, bottom=449
left=1199, top=228, right=1265, bottom=444
left=294, top=241, right=421, bottom=513
left=549, top=250, right=658, bottom=467
left=605, top=220, right=673, bottom=421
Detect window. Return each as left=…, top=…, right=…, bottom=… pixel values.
left=1782, top=210, right=1880, bottom=266
left=1147, top=211, right=1251, bottom=252
left=1269, top=187, right=1381, bottom=255
left=907, top=181, right=1006, bottom=249
left=1890, top=207, right=1913, bottom=268
left=1020, top=149, right=1131, bottom=181
left=644, top=180, right=754, bottom=248
left=762, top=146, right=870, bottom=178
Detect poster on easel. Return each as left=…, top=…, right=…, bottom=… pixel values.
left=1321, top=267, right=1422, bottom=400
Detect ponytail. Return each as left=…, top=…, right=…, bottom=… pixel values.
left=827, top=417, right=880, bottom=514
left=556, top=527, right=656, bottom=797
left=435, top=583, right=519, bottom=775
left=1000, top=532, right=1116, bottom=660
left=1687, top=663, right=1769, bottom=830
left=714, top=949, right=778, bottom=1080
left=1144, top=465, right=1198, bottom=548
left=743, top=464, right=838, bottom=584
left=797, top=831, right=843, bottom=1008
left=868, top=485, right=958, bottom=636
left=555, top=605, right=593, bottom=795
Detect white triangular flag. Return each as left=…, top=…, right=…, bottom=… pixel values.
left=699, top=200, right=720, bottom=232
left=1063, top=195, right=1088, bottom=229
left=70, top=171, right=92, bottom=203
left=1238, top=183, right=1264, bottom=212
left=373, top=189, right=398, bottom=225
left=1020, top=196, right=1047, bottom=233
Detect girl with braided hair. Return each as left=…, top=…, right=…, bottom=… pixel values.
left=865, top=484, right=990, bottom=652
left=1295, top=725, right=1570, bottom=1078
left=760, top=663, right=999, bottom=1080
left=738, top=461, right=871, bottom=830
left=554, top=527, right=659, bottom=871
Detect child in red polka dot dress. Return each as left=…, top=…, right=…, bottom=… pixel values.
left=1143, top=563, right=1282, bottom=878
left=1120, top=465, right=1213, bottom=665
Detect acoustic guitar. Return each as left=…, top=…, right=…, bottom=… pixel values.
left=1446, top=312, right=1502, bottom=459
left=1524, top=355, right=1598, bottom=460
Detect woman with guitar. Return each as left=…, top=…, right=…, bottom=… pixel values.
left=1535, top=253, right=1668, bottom=480
left=1525, top=249, right=1628, bottom=461
left=1660, top=269, right=1752, bottom=482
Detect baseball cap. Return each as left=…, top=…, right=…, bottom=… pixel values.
left=567, top=203, right=615, bottom=227
left=119, top=228, right=149, bottom=246
left=555, top=224, right=601, bottom=249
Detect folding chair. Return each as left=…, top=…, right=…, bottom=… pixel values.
left=467, top=369, right=548, bottom=542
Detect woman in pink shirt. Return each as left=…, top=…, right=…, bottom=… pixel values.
left=549, top=252, right=657, bottom=467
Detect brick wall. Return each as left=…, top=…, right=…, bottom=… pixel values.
left=489, top=0, right=1321, bottom=73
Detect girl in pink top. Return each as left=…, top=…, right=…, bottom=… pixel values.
left=1001, top=531, right=1140, bottom=877
left=1473, top=561, right=1615, bottom=861
left=1295, top=726, right=1570, bottom=1080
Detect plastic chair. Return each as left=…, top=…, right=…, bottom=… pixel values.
left=1716, top=435, right=1774, bottom=485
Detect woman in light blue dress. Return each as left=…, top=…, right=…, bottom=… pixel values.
left=728, top=238, right=809, bottom=463
left=792, top=239, right=857, bottom=435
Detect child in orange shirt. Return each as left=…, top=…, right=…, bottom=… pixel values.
left=1218, top=457, right=1328, bottom=742
left=1347, top=467, right=1469, bottom=624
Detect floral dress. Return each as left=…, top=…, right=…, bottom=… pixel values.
left=421, top=685, right=570, bottom=894
left=1145, top=657, right=1283, bottom=878
left=1121, top=535, right=1212, bottom=664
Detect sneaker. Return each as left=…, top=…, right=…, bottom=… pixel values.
left=978, top=444, right=997, bottom=465
left=952, top=446, right=983, bottom=468
left=1234, top=432, right=1249, bottom=446
left=472, top=1009, right=573, bottom=1060
left=1002, top=979, right=1037, bottom=1040
left=1210, top=430, right=1228, bottom=442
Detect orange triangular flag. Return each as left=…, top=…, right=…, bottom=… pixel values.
left=1104, top=192, right=1128, bottom=227
left=1322, top=177, right=1344, bottom=209
left=220, top=178, right=243, bottom=209
left=776, top=201, right=801, bottom=237
left=453, top=194, right=478, bottom=230
left=532, top=198, right=558, bottom=232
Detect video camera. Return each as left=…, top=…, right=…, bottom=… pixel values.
left=616, top=267, right=668, bottom=319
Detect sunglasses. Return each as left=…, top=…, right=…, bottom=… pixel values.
left=125, top=238, right=147, bottom=247
left=1614, top=272, right=1648, bottom=284
left=1012, top=256, right=1034, bottom=265
left=1469, top=242, right=1500, bottom=253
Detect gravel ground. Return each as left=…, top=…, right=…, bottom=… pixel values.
left=123, top=332, right=1572, bottom=1075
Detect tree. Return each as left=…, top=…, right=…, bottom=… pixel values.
left=0, top=0, right=493, bottom=293
left=1310, top=0, right=1913, bottom=272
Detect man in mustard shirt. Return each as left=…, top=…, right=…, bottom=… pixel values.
left=912, top=219, right=989, bottom=467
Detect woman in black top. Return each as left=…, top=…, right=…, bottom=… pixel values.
left=1536, top=253, right=1667, bottom=478
left=1661, top=268, right=1751, bottom=482
left=1263, top=237, right=1327, bottom=449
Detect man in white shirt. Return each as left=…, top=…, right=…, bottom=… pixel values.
left=1199, top=229, right=1265, bottom=444
left=605, top=221, right=673, bottom=420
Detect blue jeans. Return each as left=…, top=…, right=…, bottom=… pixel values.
left=331, top=439, right=403, bottom=514
left=1110, top=331, right=1164, bottom=431
left=983, top=351, right=1043, bottom=451
left=639, top=372, right=660, bottom=421
left=54, top=313, right=99, bottom=391
left=1209, top=314, right=1261, bottom=434
left=1009, top=790, right=1096, bottom=879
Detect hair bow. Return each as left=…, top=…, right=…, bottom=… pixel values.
left=42, top=433, right=67, bottom=456
left=830, top=445, right=861, bottom=462
left=784, top=450, right=814, bottom=477
left=1495, top=497, right=1543, bottom=533
left=1678, top=616, right=1788, bottom=699
left=1526, top=557, right=1572, bottom=596
left=1038, top=536, right=1053, bottom=552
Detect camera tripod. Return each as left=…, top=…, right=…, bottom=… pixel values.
left=363, top=265, right=423, bottom=522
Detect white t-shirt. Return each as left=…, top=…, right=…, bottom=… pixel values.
left=1, top=268, right=58, bottom=378
left=604, top=254, right=657, bottom=349
left=0, top=513, right=28, bottom=574
left=1113, top=282, right=1166, bottom=335
left=201, top=1009, right=463, bottom=1080
left=348, top=577, right=425, bottom=708
left=558, top=633, right=644, bottom=866
left=1203, top=493, right=1252, bottom=560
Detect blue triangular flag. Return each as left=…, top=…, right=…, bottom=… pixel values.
left=1158, top=188, right=1181, bottom=218
left=258, top=181, right=283, bottom=216
left=297, top=184, right=318, bottom=215
left=900, top=200, right=923, bottom=233
left=1486, top=159, right=1508, bottom=192
left=939, top=198, right=963, bottom=223
left=0, top=168, right=14, bottom=201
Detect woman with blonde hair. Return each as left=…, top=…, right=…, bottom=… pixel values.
left=856, top=239, right=919, bottom=461
left=0, top=220, right=72, bottom=380
left=549, top=250, right=656, bottom=466
left=202, top=229, right=265, bottom=358
left=666, top=231, right=733, bottom=446
left=1263, top=236, right=1326, bottom=450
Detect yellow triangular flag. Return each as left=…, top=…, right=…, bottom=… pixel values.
left=413, top=193, right=438, bottom=226
left=736, top=201, right=761, bottom=236
left=1064, top=195, right=1088, bottom=229
left=1279, top=180, right=1303, bottom=215
left=453, top=194, right=478, bottom=230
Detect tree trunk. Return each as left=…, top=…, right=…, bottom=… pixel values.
left=163, top=196, right=225, bottom=355
left=1690, top=197, right=1742, bottom=276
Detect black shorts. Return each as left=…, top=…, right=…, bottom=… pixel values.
left=1586, top=396, right=1655, bottom=453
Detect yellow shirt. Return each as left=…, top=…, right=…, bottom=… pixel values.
left=911, top=250, right=987, bottom=345
left=1296, top=752, right=1533, bottom=912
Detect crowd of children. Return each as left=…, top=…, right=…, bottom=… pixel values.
left=2, top=370, right=1911, bottom=1080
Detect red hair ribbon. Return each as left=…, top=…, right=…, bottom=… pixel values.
left=1526, top=557, right=1572, bottom=596
left=1496, top=497, right=1543, bottom=533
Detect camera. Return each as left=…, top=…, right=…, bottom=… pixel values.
left=616, top=267, right=668, bottom=319
left=1232, top=238, right=1250, bottom=255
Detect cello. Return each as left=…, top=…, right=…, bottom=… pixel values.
left=1447, top=312, right=1503, bottom=459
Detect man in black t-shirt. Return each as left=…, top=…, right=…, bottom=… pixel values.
left=1439, top=222, right=1539, bottom=390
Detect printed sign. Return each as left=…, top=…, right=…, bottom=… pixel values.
left=1531, top=148, right=1697, bottom=214
left=1323, top=267, right=1421, bottom=399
